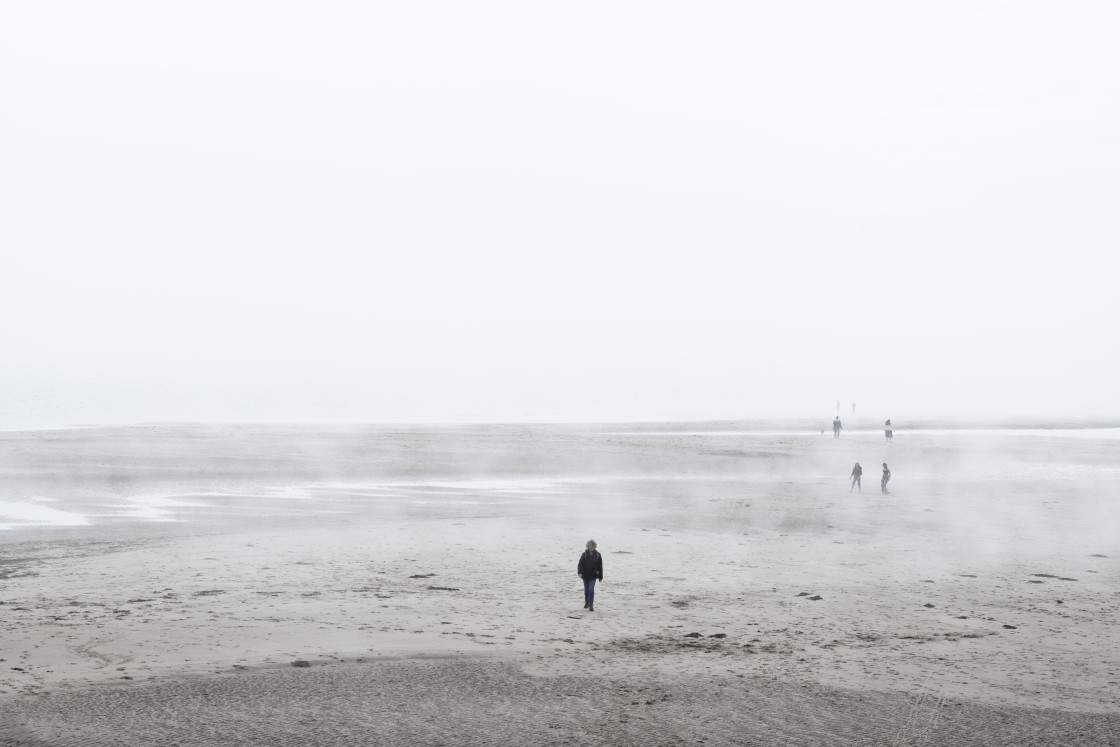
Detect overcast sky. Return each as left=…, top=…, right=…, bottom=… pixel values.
left=2, top=2, right=1117, bottom=425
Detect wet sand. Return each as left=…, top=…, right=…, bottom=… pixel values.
left=1, top=424, right=1118, bottom=745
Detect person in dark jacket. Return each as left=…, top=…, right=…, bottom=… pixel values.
left=850, top=462, right=863, bottom=492
left=577, top=539, right=604, bottom=611
left=881, top=463, right=891, bottom=493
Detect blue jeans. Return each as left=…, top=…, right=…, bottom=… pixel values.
left=583, top=577, right=597, bottom=607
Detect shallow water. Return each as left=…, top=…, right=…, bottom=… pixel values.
left=1, top=424, right=1117, bottom=543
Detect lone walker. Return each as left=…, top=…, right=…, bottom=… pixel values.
left=850, top=462, right=862, bottom=492
left=884, top=419, right=893, bottom=441
left=577, top=539, right=604, bottom=612
left=833, top=417, right=842, bottom=439
left=881, top=463, right=891, bottom=493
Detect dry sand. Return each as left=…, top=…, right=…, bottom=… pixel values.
left=1, top=423, right=1118, bottom=745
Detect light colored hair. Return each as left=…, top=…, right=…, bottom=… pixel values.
left=586, top=539, right=597, bottom=551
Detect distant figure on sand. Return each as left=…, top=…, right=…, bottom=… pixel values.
left=881, top=463, right=891, bottom=493
left=850, top=462, right=862, bottom=492
left=885, top=419, right=893, bottom=441
left=833, top=417, right=842, bottom=438
left=577, top=540, right=604, bottom=612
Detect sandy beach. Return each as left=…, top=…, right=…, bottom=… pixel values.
left=1, top=423, right=1118, bottom=745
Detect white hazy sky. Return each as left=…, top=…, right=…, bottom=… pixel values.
left=2, top=1, right=1117, bottom=425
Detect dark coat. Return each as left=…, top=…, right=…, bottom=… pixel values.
left=578, top=550, right=603, bottom=581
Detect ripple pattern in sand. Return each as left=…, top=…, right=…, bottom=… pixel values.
left=2, top=659, right=1119, bottom=746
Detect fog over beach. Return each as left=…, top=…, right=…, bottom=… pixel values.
left=2, top=423, right=1119, bottom=744
left=2, top=0, right=1118, bottom=744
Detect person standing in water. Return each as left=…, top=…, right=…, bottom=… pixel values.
left=884, top=419, right=893, bottom=441
left=577, top=539, right=604, bottom=611
left=833, top=417, right=842, bottom=438
left=850, top=462, right=863, bottom=492
left=881, top=463, right=891, bottom=493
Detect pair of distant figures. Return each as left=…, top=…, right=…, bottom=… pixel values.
left=850, top=462, right=890, bottom=493
left=832, top=418, right=893, bottom=440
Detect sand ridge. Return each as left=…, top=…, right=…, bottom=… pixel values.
left=3, top=658, right=1120, bottom=746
